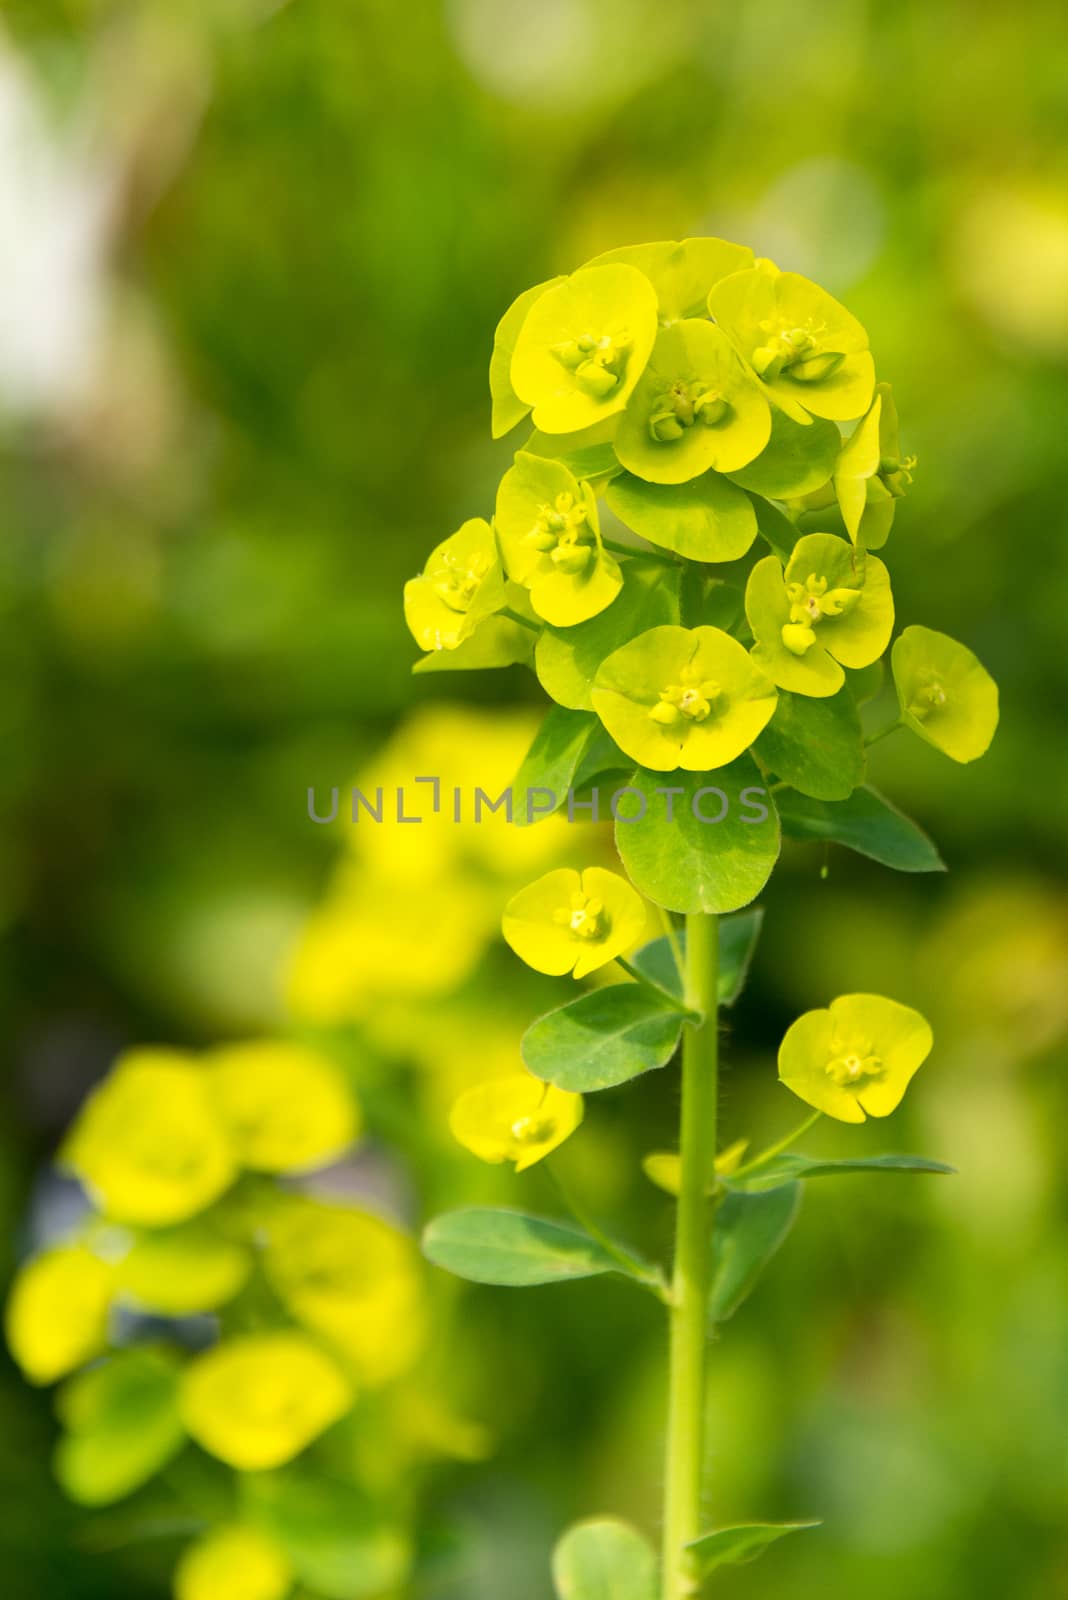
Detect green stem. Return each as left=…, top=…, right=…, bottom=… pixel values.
left=658, top=906, right=686, bottom=986
left=500, top=606, right=540, bottom=632
left=662, top=912, right=719, bottom=1599
left=547, top=1163, right=667, bottom=1300
left=602, top=536, right=680, bottom=567
left=864, top=714, right=902, bottom=747
left=733, top=1110, right=822, bottom=1179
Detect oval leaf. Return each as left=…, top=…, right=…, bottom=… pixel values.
left=605, top=471, right=756, bottom=562
left=615, top=760, right=780, bottom=915
left=523, top=986, right=684, bottom=1093
left=753, top=688, right=865, bottom=801
left=513, top=707, right=603, bottom=825
left=686, top=1521, right=820, bottom=1576
left=553, top=1517, right=658, bottom=1600
left=778, top=785, right=945, bottom=872
left=731, top=1152, right=955, bottom=1194
left=423, top=1209, right=622, bottom=1287
left=708, top=1184, right=800, bottom=1322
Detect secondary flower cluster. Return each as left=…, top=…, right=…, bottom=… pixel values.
left=4, top=1040, right=427, bottom=1600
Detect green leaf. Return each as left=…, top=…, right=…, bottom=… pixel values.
left=523, top=985, right=683, bottom=1093
left=513, top=707, right=603, bottom=825
left=630, top=910, right=763, bottom=1007
left=726, top=406, right=840, bottom=500
left=731, top=1152, right=956, bottom=1194
left=423, top=1209, right=625, bottom=1287
left=245, top=1469, right=409, bottom=1600
left=54, top=1348, right=185, bottom=1507
left=686, top=1521, right=820, bottom=1576
left=708, top=1185, right=800, bottom=1322
left=754, top=687, right=865, bottom=801
left=845, top=659, right=884, bottom=705
left=747, top=491, right=801, bottom=559
left=615, top=759, right=780, bottom=915
left=778, top=785, right=945, bottom=872
left=535, top=561, right=682, bottom=711
left=523, top=417, right=623, bottom=482
left=412, top=614, right=536, bottom=673
left=605, top=470, right=756, bottom=562
left=690, top=577, right=746, bottom=635
left=553, top=1517, right=658, bottom=1600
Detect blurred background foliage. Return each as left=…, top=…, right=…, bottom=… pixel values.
left=0, top=0, right=1065, bottom=1596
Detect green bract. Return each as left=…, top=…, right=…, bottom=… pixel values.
left=591, top=625, right=777, bottom=772
left=833, top=383, right=913, bottom=547
left=510, top=264, right=659, bottom=434
left=708, top=260, right=875, bottom=424
left=403, top=517, right=508, bottom=653
left=615, top=319, right=771, bottom=483
left=490, top=275, right=565, bottom=438
left=496, top=452, right=622, bottom=625
left=585, top=236, right=754, bottom=322
left=605, top=469, right=757, bottom=561
left=746, top=532, right=893, bottom=697
left=892, top=624, right=999, bottom=762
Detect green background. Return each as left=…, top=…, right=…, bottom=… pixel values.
left=1, top=1, right=1065, bottom=1596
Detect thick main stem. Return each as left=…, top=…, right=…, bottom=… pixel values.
left=662, top=912, right=719, bottom=1599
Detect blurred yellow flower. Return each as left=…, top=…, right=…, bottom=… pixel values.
left=503, top=867, right=647, bottom=980
left=62, top=1049, right=236, bottom=1225
left=450, top=1074, right=583, bottom=1171
left=207, top=1040, right=358, bottom=1173
left=175, top=1524, right=292, bottom=1600
left=181, top=1332, right=352, bottom=1471
left=117, top=1222, right=251, bottom=1316
left=264, top=1200, right=425, bottom=1386
left=778, top=993, right=933, bottom=1122
left=5, top=1247, right=112, bottom=1385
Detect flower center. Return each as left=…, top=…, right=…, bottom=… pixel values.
left=526, top=491, right=595, bottom=575
left=553, top=890, right=606, bottom=941
left=510, top=1114, right=554, bottom=1145
left=751, top=320, right=845, bottom=383
left=648, top=674, right=723, bottom=728
left=908, top=680, right=948, bottom=720
left=648, top=380, right=731, bottom=443
left=781, top=573, right=860, bottom=656
left=550, top=329, right=632, bottom=398
left=431, top=550, right=491, bottom=612
left=825, top=1037, right=884, bottom=1087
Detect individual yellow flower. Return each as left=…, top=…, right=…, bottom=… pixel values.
left=746, top=533, right=893, bottom=697
left=614, top=319, right=771, bottom=484
left=892, top=625, right=999, bottom=763
left=591, top=624, right=777, bottom=771
left=502, top=866, right=647, bottom=979
left=403, top=518, right=508, bottom=652
left=778, top=993, right=933, bottom=1122
left=180, top=1332, right=351, bottom=1471
left=708, top=259, right=875, bottom=423
left=263, top=1199, right=425, bottom=1386
left=5, top=1247, right=112, bottom=1385
left=496, top=452, right=622, bottom=626
left=175, top=1524, right=292, bottom=1600
left=62, top=1050, right=236, bottom=1226
left=206, top=1040, right=359, bottom=1174
left=449, top=1074, right=583, bottom=1172
left=510, top=263, right=659, bottom=433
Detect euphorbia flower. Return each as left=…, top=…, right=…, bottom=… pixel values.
left=496, top=452, right=622, bottom=626
left=708, top=260, right=875, bottom=424
left=510, top=263, right=659, bottom=433
left=181, top=1332, right=351, bottom=1470
left=614, top=319, right=771, bottom=484
left=834, top=383, right=915, bottom=548
left=892, top=625, right=999, bottom=762
left=503, top=866, right=647, bottom=980
left=746, top=532, right=893, bottom=697
left=404, top=518, right=508, bottom=652
left=449, top=1074, right=583, bottom=1172
left=206, top=1040, right=359, bottom=1174
left=591, top=624, right=777, bottom=771
left=778, top=993, right=933, bottom=1122
left=61, top=1050, right=236, bottom=1226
